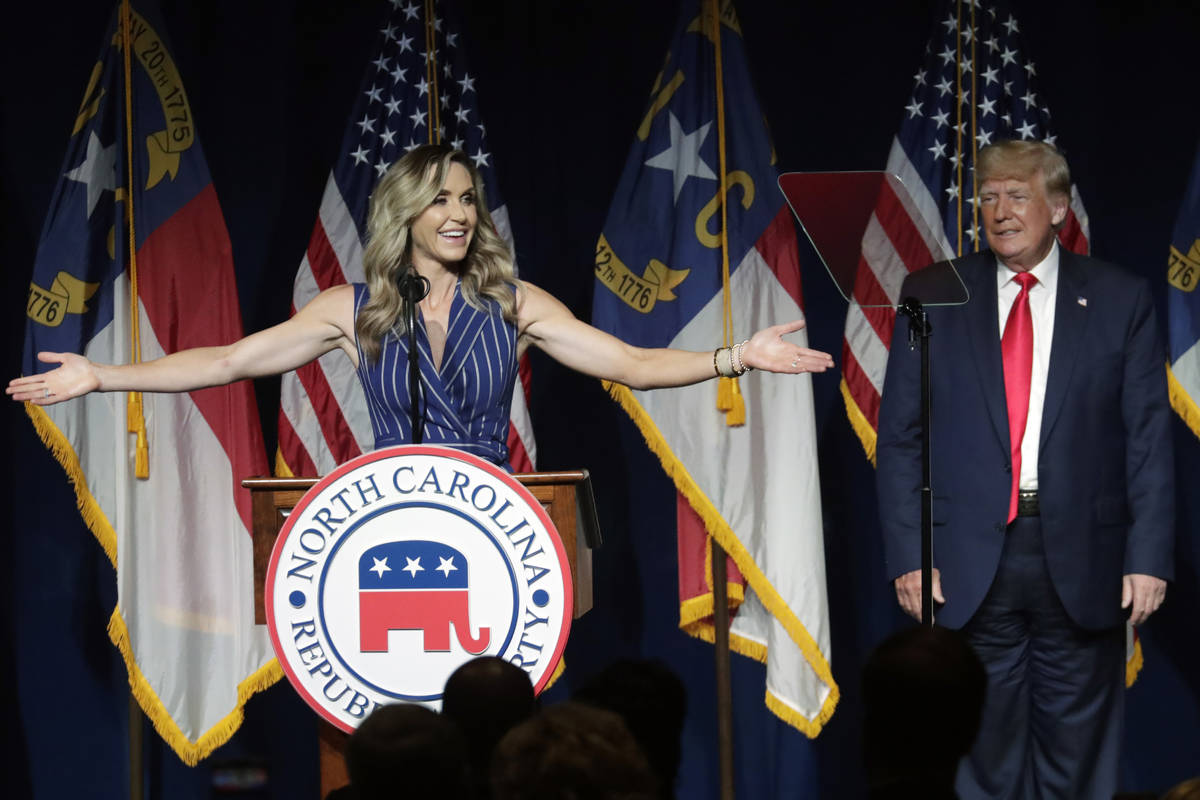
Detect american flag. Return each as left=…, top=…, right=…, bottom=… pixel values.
left=840, top=0, right=1090, bottom=464
left=276, top=0, right=535, bottom=477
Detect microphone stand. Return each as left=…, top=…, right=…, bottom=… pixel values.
left=897, top=297, right=934, bottom=628
left=398, top=269, right=431, bottom=444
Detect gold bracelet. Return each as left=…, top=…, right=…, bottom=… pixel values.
left=714, top=346, right=738, bottom=378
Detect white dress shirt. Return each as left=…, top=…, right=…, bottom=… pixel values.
left=996, top=243, right=1059, bottom=491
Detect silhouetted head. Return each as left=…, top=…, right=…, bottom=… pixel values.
left=491, top=703, right=657, bottom=800
left=574, top=659, right=686, bottom=800
left=346, top=703, right=470, bottom=800
left=862, top=625, right=986, bottom=793
left=442, top=656, right=536, bottom=795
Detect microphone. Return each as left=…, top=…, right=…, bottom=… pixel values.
left=397, top=268, right=429, bottom=444
left=397, top=270, right=430, bottom=303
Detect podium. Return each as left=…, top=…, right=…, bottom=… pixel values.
left=243, top=470, right=599, bottom=797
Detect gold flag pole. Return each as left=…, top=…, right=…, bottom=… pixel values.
left=953, top=0, right=964, bottom=256
left=708, top=4, right=737, bottom=799
left=120, top=6, right=148, bottom=796
left=424, top=0, right=441, bottom=144
left=969, top=0, right=980, bottom=252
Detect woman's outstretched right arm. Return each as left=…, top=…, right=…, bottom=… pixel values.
left=7, top=284, right=357, bottom=406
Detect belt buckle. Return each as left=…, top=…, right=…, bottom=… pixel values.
left=1016, top=490, right=1039, bottom=517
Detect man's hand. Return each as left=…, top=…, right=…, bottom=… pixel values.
left=894, top=568, right=944, bottom=621
left=1122, top=573, right=1167, bottom=626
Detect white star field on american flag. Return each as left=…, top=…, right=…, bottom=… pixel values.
left=335, top=0, right=501, bottom=228
left=898, top=0, right=1069, bottom=251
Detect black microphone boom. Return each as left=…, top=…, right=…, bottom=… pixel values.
left=398, top=268, right=429, bottom=444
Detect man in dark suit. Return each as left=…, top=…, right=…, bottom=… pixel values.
left=876, top=139, right=1174, bottom=799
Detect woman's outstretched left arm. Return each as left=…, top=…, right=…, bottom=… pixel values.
left=516, top=281, right=833, bottom=390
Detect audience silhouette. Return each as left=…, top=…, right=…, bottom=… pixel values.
left=861, top=625, right=987, bottom=799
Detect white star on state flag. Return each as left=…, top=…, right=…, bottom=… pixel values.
left=436, top=557, right=457, bottom=577
left=644, top=111, right=716, bottom=203
left=370, top=557, right=391, bottom=578
left=403, top=556, right=423, bottom=577
left=65, top=131, right=117, bottom=218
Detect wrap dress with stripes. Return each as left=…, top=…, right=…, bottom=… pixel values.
left=353, top=282, right=518, bottom=467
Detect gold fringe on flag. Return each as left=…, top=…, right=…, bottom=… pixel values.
left=603, top=380, right=839, bottom=735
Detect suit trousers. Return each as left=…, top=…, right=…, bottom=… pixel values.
left=955, top=516, right=1125, bottom=800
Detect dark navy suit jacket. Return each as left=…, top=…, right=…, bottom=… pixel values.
left=876, top=249, right=1174, bottom=630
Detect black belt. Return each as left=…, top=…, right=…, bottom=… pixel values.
left=1017, top=490, right=1039, bottom=517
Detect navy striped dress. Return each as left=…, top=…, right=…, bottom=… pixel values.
left=354, top=282, right=518, bottom=467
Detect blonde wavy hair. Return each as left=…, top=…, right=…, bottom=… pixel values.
left=356, top=144, right=519, bottom=362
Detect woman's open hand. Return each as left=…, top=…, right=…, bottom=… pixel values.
left=741, top=320, right=834, bottom=374
left=7, top=352, right=101, bottom=405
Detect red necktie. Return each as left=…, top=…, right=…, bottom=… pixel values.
left=1001, top=272, right=1037, bottom=524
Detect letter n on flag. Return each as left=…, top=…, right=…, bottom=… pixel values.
left=590, top=0, right=837, bottom=734
left=19, top=1, right=276, bottom=763
left=274, top=0, right=535, bottom=478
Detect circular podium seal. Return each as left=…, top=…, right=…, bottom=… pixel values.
left=265, top=445, right=572, bottom=732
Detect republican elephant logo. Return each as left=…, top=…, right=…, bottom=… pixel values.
left=357, top=540, right=490, bottom=654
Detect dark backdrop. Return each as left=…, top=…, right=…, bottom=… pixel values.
left=3, top=1, right=1198, bottom=798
